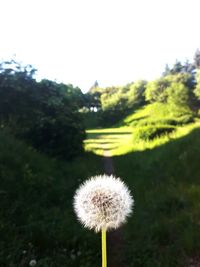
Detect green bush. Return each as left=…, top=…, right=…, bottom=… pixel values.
left=177, top=114, right=194, bottom=124
left=0, top=61, right=85, bottom=159
left=131, top=118, right=179, bottom=127
left=133, top=125, right=175, bottom=141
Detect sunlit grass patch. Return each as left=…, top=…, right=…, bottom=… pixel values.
left=129, top=122, right=200, bottom=153
left=113, top=123, right=200, bottom=267
left=86, top=127, right=132, bottom=133
left=84, top=122, right=200, bottom=156
left=123, top=103, right=194, bottom=127
left=124, top=103, right=171, bottom=124
left=85, top=127, right=133, bottom=156
left=85, top=102, right=199, bottom=156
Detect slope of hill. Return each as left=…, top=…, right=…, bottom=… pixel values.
left=2, top=100, right=200, bottom=267
left=85, top=103, right=198, bottom=156
left=84, top=104, right=200, bottom=266
left=0, top=130, right=102, bottom=267
left=113, top=126, right=200, bottom=267
left=122, top=102, right=194, bottom=127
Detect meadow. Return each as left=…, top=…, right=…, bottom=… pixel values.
left=0, top=130, right=103, bottom=267
left=84, top=103, right=200, bottom=267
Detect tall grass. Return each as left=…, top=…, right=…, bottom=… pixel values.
left=113, top=126, right=200, bottom=266
left=2, top=101, right=200, bottom=266
left=83, top=102, right=200, bottom=266
left=0, top=130, right=102, bottom=267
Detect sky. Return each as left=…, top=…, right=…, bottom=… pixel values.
left=0, top=0, right=200, bottom=92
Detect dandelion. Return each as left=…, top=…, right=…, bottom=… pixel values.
left=29, top=259, right=37, bottom=267
left=73, top=174, right=133, bottom=267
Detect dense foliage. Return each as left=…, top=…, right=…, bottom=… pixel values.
left=84, top=81, right=147, bottom=126
left=83, top=52, right=200, bottom=128
left=0, top=60, right=85, bottom=159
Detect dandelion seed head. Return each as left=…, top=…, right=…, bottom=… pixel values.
left=29, top=259, right=37, bottom=267
left=73, top=174, right=133, bottom=232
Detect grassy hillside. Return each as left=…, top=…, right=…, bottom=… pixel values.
left=84, top=102, right=200, bottom=266
left=0, top=130, right=102, bottom=267
left=2, top=101, right=200, bottom=267
left=113, top=126, right=200, bottom=267
left=85, top=103, right=198, bottom=156
left=122, top=102, right=194, bottom=127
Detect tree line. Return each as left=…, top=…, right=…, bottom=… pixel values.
left=84, top=49, right=200, bottom=126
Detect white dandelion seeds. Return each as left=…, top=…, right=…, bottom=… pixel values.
left=73, top=174, right=133, bottom=232
left=29, top=259, right=37, bottom=267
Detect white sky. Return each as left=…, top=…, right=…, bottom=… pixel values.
left=0, top=0, right=200, bottom=92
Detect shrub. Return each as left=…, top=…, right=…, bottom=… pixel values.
left=0, top=61, right=85, bottom=159
left=177, top=115, right=194, bottom=124
left=131, top=118, right=179, bottom=127
left=133, top=125, right=175, bottom=141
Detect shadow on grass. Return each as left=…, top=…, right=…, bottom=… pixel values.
left=87, top=132, right=132, bottom=139
left=110, top=127, right=200, bottom=267
left=125, top=115, right=149, bottom=124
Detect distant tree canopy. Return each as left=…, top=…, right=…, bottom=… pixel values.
left=85, top=85, right=103, bottom=110
left=83, top=50, right=200, bottom=127
left=0, top=60, right=85, bottom=159
left=194, top=49, right=200, bottom=68
left=194, top=70, right=200, bottom=100
left=163, top=60, right=195, bottom=76
left=83, top=80, right=147, bottom=126
left=145, top=78, right=170, bottom=103
left=145, top=72, right=197, bottom=113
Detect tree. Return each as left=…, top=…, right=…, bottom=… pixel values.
left=0, top=60, right=85, bottom=159
left=85, top=86, right=104, bottom=110
left=162, top=64, right=171, bottom=76
left=194, top=49, right=200, bottom=68
left=163, top=60, right=195, bottom=77
left=127, top=80, right=146, bottom=107
left=145, top=78, right=169, bottom=103
left=170, top=60, right=183, bottom=74
left=166, top=82, right=189, bottom=108
left=194, top=70, right=200, bottom=100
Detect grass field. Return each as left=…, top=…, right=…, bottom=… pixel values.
left=84, top=103, right=200, bottom=266
left=85, top=127, right=133, bottom=155
left=0, top=130, right=103, bottom=267
left=113, top=125, right=200, bottom=267
left=85, top=123, right=200, bottom=156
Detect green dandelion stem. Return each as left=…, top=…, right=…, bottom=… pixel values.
left=101, top=227, right=107, bottom=267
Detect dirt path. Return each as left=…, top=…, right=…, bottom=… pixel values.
left=103, top=151, right=127, bottom=267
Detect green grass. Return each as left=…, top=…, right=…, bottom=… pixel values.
left=2, top=101, right=200, bottom=267
left=124, top=103, right=172, bottom=124
left=0, top=130, right=103, bottom=267
left=123, top=102, right=194, bottom=127
left=85, top=121, right=200, bottom=266
left=113, top=125, right=200, bottom=267
left=83, top=102, right=200, bottom=266
left=85, top=122, right=200, bottom=156
left=85, top=127, right=133, bottom=155
left=85, top=103, right=198, bottom=156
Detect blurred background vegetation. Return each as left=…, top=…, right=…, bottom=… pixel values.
left=1, top=49, right=200, bottom=266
